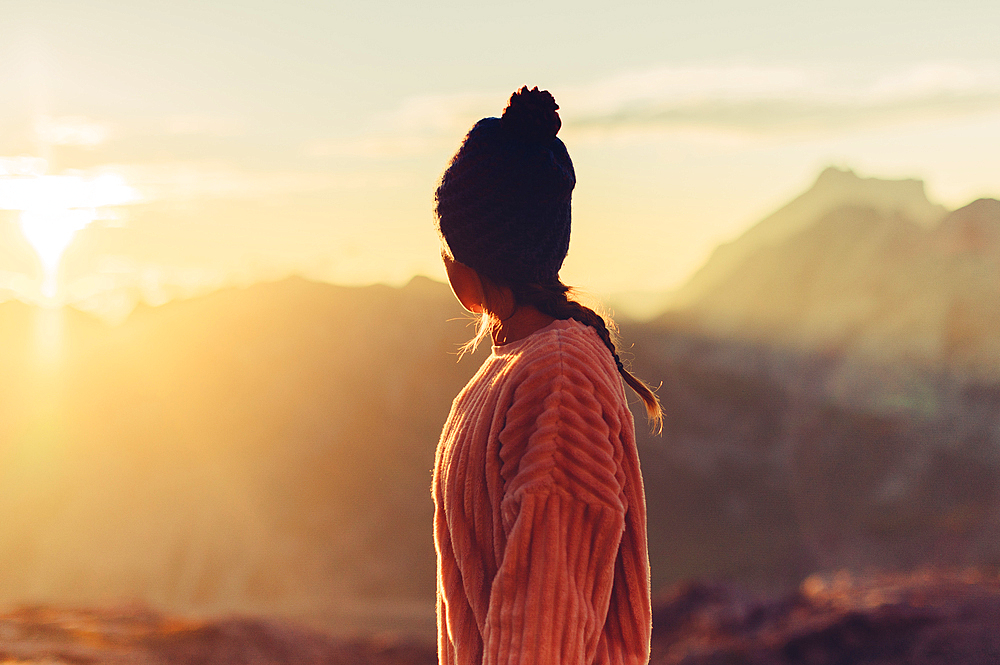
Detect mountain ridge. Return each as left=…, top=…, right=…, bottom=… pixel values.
left=672, top=167, right=949, bottom=309
left=667, top=169, right=1000, bottom=376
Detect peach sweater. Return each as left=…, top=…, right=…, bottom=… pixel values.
left=433, top=318, right=651, bottom=665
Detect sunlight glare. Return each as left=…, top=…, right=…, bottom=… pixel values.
left=0, top=171, right=139, bottom=297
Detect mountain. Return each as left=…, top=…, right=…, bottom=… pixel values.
left=624, top=176, right=1000, bottom=592
left=673, top=167, right=947, bottom=310
left=668, top=169, right=1000, bottom=377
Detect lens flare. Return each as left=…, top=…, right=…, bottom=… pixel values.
left=0, top=171, right=139, bottom=297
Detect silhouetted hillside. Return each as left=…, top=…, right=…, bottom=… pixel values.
left=627, top=323, right=1000, bottom=593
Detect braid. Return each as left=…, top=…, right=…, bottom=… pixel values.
left=514, top=281, right=663, bottom=433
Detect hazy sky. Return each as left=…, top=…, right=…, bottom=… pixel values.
left=2, top=0, right=999, bottom=317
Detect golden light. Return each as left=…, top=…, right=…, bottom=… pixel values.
left=0, top=170, right=139, bottom=298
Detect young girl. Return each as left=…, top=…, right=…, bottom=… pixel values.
left=432, top=87, right=661, bottom=665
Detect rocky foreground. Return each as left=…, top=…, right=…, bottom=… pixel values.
left=652, top=570, right=1000, bottom=664
left=4, top=570, right=1000, bottom=664
left=0, top=604, right=437, bottom=665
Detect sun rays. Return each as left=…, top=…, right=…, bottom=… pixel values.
left=0, top=167, right=139, bottom=298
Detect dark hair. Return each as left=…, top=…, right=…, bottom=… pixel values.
left=437, top=87, right=663, bottom=432
left=435, top=87, right=574, bottom=285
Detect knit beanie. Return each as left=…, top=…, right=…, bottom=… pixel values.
left=435, top=87, right=576, bottom=284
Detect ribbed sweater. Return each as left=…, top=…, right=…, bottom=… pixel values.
left=433, top=318, right=651, bottom=665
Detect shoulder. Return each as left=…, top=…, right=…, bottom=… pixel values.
left=500, top=319, right=624, bottom=403
left=497, top=319, right=630, bottom=505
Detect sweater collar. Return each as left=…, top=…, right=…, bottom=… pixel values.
left=491, top=318, right=579, bottom=357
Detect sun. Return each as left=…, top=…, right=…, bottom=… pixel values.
left=0, top=171, right=139, bottom=298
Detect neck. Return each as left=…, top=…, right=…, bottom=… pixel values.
left=491, top=305, right=556, bottom=346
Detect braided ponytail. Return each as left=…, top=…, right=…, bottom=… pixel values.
left=513, top=281, right=663, bottom=433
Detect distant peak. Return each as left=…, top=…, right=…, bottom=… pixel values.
left=940, top=198, right=1000, bottom=238
left=815, top=166, right=857, bottom=182
left=958, top=198, right=1000, bottom=216
left=814, top=166, right=926, bottom=192
left=405, top=274, right=438, bottom=287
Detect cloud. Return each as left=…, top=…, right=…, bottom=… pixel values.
left=562, top=62, right=1000, bottom=138
left=119, top=161, right=408, bottom=200
left=35, top=116, right=111, bottom=147
left=564, top=65, right=813, bottom=112
left=331, top=62, right=1000, bottom=154
left=868, top=63, right=1000, bottom=100
left=304, top=92, right=495, bottom=159
left=304, top=133, right=440, bottom=159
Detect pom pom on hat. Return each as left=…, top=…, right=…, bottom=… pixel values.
left=500, top=86, right=562, bottom=144
left=434, top=86, right=575, bottom=284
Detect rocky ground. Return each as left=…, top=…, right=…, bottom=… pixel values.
left=0, top=605, right=437, bottom=665
left=651, top=569, right=1000, bottom=664
left=4, top=570, right=1000, bottom=664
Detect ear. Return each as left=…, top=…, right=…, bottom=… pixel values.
left=443, top=254, right=486, bottom=314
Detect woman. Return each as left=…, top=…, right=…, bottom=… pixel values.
left=432, top=86, right=660, bottom=665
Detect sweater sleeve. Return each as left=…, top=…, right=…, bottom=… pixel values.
left=484, top=347, right=627, bottom=665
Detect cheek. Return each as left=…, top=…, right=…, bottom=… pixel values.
left=456, top=282, right=485, bottom=314
left=443, top=257, right=483, bottom=313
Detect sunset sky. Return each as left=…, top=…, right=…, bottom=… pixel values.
left=2, top=0, right=999, bottom=319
